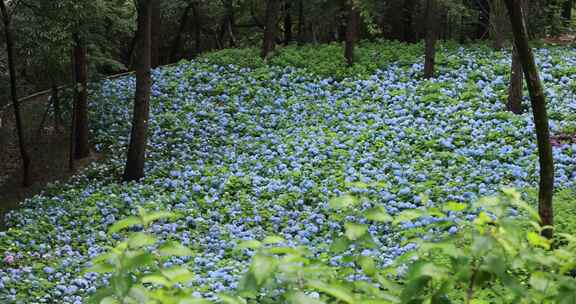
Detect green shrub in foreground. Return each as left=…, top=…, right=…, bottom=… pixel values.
left=88, top=189, right=576, bottom=303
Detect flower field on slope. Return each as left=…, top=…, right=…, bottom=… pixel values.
left=1, top=45, right=576, bottom=303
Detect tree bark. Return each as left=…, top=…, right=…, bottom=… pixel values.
left=151, top=0, right=161, bottom=67
left=124, top=0, right=153, bottom=182
left=562, top=0, right=573, bottom=24
left=424, top=0, right=439, bottom=78
left=344, top=1, right=360, bottom=67
left=170, top=1, right=193, bottom=62
left=192, top=2, right=202, bottom=56
left=261, top=0, right=281, bottom=59
left=504, top=0, right=555, bottom=239
left=507, top=46, right=523, bottom=114
left=403, top=0, right=417, bottom=43
left=51, top=81, right=62, bottom=128
left=219, top=0, right=236, bottom=48
left=477, top=0, right=491, bottom=39
left=297, top=0, right=305, bottom=45
left=0, top=0, right=31, bottom=187
left=72, top=36, right=90, bottom=160
left=284, top=0, right=293, bottom=44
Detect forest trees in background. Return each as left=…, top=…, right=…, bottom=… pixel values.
left=0, top=0, right=31, bottom=187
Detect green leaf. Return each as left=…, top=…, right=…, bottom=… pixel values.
left=237, top=240, right=262, bottom=250
left=330, top=237, right=351, bottom=253
left=365, top=207, right=393, bottom=223
left=141, top=274, right=172, bottom=287
left=218, top=294, right=247, bottom=304
left=124, top=252, right=154, bottom=272
left=161, top=266, right=195, bottom=284
left=358, top=256, right=376, bottom=276
left=329, top=194, right=359, bottom=210
left=393, top=209, right=426, bottom=224
left=345, top=223, right=368, bottom=241
left=262, top=235, right=286, bottom=244
left=127, top=232, right=157, bottom=249
left=108, top=216, right=141, bottom=234
left=100, top=297, right=121, bottom=304
left=179, top=299, right=212, bottom=304
left=527, top=232, right=551, bottom=250
left=529, top=272, right=553, bottom=293
left=286, top=291, right=326, bottom=304
left=443, top=201, right=467, bottom=212
left=141, top=210, right=177, bottom=226
left=251, top=253, right=276, bottom=285
left=307, top=281, right=356, bottom=304
left=158, top=242, right=193, bottom=257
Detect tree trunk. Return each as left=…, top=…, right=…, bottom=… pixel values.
left=51, top=81, right=62, bottom=128
left=219, top=0, right=236, bottom=48
left=193, top=2, right=202, bottom=56
left=261, top=0, right=281, bottom=59
left=388, top=0, right=405, bottom=41
left=507, top=45, right=523, bottom=114
left=403, top=0, right=417, bottom=43
left=490, top=0, right=506, bottom=49
left=297, top=0, right=305, bottom=45
left=124, top=0, right=153, bottom=182
left=170, top=1, right=193, bottom=62
left=477, top=0, right=491, bottom=39
left=344, top=1, right=360, bottom=67
left=504, top=0, right=554, bottom=239
left=562, top=0, right=573, bottom=24
left=0, top=0, right=31, bottom=187
left=72, top=36, right=90, bottom=160
left=151, top=0, right=161, bottom=67
left=424, top=0, right=439, bottom=78
left=284, top=0, right=293, bottom=44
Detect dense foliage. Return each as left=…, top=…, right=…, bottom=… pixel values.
left=1, top=44, right=575, bottom=303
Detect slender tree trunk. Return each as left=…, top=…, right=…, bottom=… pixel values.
left=490, top=0, right=506, bottom=49
left=424, top=0, right=439, bottom=78
left=0, top=0, right=31, bottom=187
left=124, top=0, right=153, bottom=182
left=504, top=0, right=554, bottom=239
left=477, top=0, right=491, bottom=39
left=193, top=2, right=202, bottom=56
left=170, top=1, right=193, bottom=62
left=51, top=81, right=62, bottom=128
left=507, top=46, right=523, bottom=114
left=219, top=0, right=236, bottom=48
left=284, top=0, right=293, bottom=44
left=151, top=0, right=161, bottom=67
left=261, top=0, right=281, bottom=59
left=297, top=0, right=305, bottom=45
left=344, top=1, right=360, bottom=67
left=403, top=0, right=417, bottom=43
left=72, top=36, right=90, bottom=160
left=562, top=0, right=573, bottom=24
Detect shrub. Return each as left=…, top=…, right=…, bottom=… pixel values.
left=88, top=189, right=576, bottom=303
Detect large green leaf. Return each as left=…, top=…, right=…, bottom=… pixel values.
left=329, top=194, right=359, bottom=210
left=108, top=216, right=141, bottom=234
left=364, top=207, right=393, bottom=223
left=345, top=223, right=368, bottom=241
left=251, top=253, right=276, bottom=285
left=158, top=242, right=193, bottom=257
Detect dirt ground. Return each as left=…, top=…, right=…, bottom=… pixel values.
left=0, top=94, right=81, bottom=228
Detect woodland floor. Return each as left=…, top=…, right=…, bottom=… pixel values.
left=0, top=95, right=92, bottom=228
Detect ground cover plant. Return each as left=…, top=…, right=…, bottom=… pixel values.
left=1, top=43, right=576, bottom=303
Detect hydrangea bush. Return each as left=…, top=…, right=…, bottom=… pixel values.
left=1, top=44, right=576, bottom=303
left=88, top=189, right=576, bottom=303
